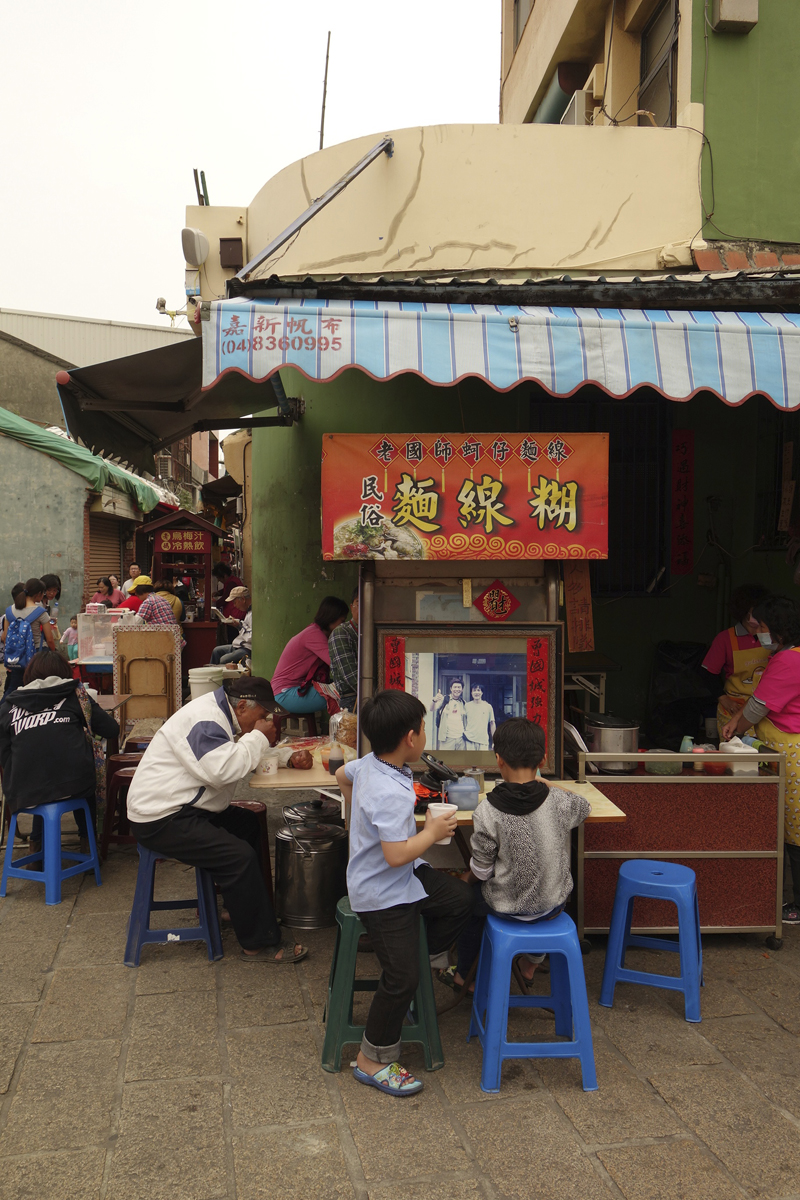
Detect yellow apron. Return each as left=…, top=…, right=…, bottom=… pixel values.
left=755, top=712, right=800, bottom=848
left=716, top=627, right=772, bottom=739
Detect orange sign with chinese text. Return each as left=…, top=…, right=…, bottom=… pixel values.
left=321, top=433, right=608, bottom=561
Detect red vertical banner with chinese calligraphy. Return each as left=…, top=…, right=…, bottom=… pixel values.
left=526, top=636, right=549, bottom=754
left=563, top=562, right=595, bottom=653
left=671, top=430, right=694, bottom=576
left=384, top=636, right=406, bottom=690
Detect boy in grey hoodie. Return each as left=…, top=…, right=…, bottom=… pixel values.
left=439, top=717, right=590, bottom=992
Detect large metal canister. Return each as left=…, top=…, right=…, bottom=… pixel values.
left=274, top=821, right=348, bottom=929
left=283, top=797, right=344, bottom=828
left=585, top=714, right=640, bottom=773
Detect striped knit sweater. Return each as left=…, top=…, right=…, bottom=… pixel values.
left=470, top=786, right=591, bottom=916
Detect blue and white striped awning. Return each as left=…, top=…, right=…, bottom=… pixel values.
left=203, top=298, right=800, bottom=408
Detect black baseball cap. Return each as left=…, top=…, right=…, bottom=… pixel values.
left=225, top=675, right=288, bottom=715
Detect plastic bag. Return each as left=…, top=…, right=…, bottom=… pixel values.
left=330, top=709, right=358, bottom=749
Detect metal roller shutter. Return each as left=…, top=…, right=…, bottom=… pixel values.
left=87, top=516, right=122, bottom=596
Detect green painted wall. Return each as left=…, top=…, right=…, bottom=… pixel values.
left=692, top=0, right=800, bottom=242
left=250, top=369, right=529, bottom=676
left=251, top=371, right=794, bottom=730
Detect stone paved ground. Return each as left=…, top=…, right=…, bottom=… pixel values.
left=2, top=785, right=800, bottom=1200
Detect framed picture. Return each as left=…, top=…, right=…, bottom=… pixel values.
left=376, top=623, right=563, bottom=776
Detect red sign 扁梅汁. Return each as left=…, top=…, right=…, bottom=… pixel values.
left=157, top=529, right=211, bottom=554
left=321, top=433, right=608, bottom=561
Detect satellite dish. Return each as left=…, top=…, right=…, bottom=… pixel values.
left=181, top=227, right=210, bottom=266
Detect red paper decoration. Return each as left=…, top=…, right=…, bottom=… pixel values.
left=473, top=579, right=521, bottom=623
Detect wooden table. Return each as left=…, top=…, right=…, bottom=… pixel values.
left=96, top=694, right=132, bottom=756
left=249, top=762, right=339, bottom=791
left=415, top=779, right=626, bottom=867
left=97, top=693, right=132, bottom=712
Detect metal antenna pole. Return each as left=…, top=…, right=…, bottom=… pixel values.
left=319, top=30, right=331, bottom=150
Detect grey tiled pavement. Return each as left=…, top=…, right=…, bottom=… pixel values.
left=2, top=784, right=800, bottom=1200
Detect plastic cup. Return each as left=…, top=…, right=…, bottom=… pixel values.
left=427, top=801, right=458, bottom=845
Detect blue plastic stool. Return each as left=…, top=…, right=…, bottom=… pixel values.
left=124, top=845, right=223, bottom=967
left=599, top=860, right=703, bottom=1023
left=0, top=800, right=101, bottom=905
left=468, top=911, right=598, bottom=1093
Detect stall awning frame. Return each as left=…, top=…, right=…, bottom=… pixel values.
left=202, top=298, right=800, bottom=410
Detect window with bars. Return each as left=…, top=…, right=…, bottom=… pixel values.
left=638, top=0, right=680, bottom=128
left=528, top=390, right=670, bottom=596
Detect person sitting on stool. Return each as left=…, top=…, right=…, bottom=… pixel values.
left=126, top=675, right=308, bottom=964
left=210, top=588, right=252, bottom=665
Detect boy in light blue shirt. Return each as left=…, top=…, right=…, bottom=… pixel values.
left=336, top=689, right=472, bottom=1097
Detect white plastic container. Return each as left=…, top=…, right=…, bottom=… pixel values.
left=188, top=666, right=225, bottom=700
left=724, top=736, right=760, bottom=776
left=78, top=609, right=127, bottom=660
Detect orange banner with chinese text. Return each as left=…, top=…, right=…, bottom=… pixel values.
left=321, top=433, right=608, bottom=561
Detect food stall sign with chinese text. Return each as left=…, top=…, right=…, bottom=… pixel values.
left=157, top=530, right=212, bottom=554
left=322, top=433, right=608, bottom=561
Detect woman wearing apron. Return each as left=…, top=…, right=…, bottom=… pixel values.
left=703, top=584, right=772, bottom=740
left=722, top=595, right=800, bottom=926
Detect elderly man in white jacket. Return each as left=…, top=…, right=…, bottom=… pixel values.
left=127, top=675, right=308, bottom=964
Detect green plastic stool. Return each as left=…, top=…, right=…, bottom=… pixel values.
left=321, top=896, right=444, bottom=1073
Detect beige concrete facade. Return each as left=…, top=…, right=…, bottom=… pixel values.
left=186, top=121, right=700, bottom=285
left=184, top=204, right=247, bottom=320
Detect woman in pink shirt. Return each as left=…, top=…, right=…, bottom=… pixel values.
left=271, top=596, right=350, bottom=714
left=723, top=595, right=800, bottom=926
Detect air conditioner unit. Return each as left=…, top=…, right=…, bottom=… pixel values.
left=560, top=89, right=593, bottom=126
left=157, top=456, right=173, bottom=478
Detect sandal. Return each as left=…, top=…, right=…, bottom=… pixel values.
left=436, top=966, right=474, bottom=995
left=240, top=940, right=308, bottom=964
left=353, top=1062, right=424, bottom=1096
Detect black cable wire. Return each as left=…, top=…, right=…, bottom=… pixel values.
left=610, top=8, right=680, bottom=125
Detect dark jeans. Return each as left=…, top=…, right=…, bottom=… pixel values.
left=456, top=882, right=564, bottom=979
left=356, top=864, right=473, bottom=1063
left=30, top=793, right=96, bottom=847
left=210, top=646, right=248, bottom=665
left=787, top=843, right=800, bottom=904
left=3, top=667, right=24, bottom=695
left=129, top=805, right=281, bottom=951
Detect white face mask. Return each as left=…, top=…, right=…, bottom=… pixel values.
left=757, top=631, right=773, bottom=647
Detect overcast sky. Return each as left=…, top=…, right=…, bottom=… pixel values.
left=0, top=1, right=500, bottom=329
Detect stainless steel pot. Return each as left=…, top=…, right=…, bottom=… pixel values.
left=283, top=797, right=345, bottom=828
left=274, top=820, right=348, bottom=930
left=584, top=715, right=639, bottom=773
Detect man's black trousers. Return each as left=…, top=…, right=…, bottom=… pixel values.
left=129, top=805, right=280, bottom=951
